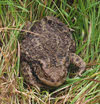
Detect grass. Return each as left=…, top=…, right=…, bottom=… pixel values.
left=0, top=0, right=100, bottom=104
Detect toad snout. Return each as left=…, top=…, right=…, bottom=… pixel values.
left=38, top=67, right=67, bottom=87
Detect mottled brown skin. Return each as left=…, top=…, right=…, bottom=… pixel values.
left=20, top=16, right=86, bottom=88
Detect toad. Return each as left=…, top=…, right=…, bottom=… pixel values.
left=20, top=16, right=86, bottom=88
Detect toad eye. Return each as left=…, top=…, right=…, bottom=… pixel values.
left=48, top=20, right=52, bottom=25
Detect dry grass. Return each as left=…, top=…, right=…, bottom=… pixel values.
left=0, top=0, right=100, bottom=104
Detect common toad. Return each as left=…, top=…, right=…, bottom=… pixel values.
left=20, top=16, right=86, bottom=88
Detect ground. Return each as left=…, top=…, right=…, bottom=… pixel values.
left=0, top=0, right=100, bottom=104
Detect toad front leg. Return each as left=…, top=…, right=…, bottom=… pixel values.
left=69, top=53, right=86, bottom=76
left=21, top=61, right=42, bottom=89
